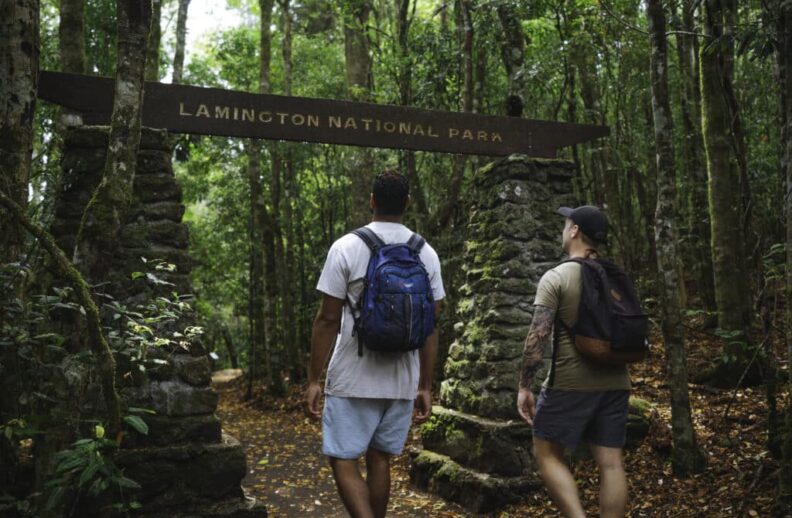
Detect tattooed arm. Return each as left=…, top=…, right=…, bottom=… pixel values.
left=517, top=305, right=556, bottom=424
left=519, top=305, right=557, bottom=389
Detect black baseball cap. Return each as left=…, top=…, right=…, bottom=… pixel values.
left=557, top=205, right=609, bottom=245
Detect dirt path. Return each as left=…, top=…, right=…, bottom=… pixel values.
left=213, top=376, right=471, bottom=517
left=213, top=351, right=784, bottom=517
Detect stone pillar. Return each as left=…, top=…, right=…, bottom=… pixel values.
left=52, top=127, right=265, bottom=517
left=410, top=156, right=576, bottom=513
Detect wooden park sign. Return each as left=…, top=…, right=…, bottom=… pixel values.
left=38, top=71, right=608, bottom=158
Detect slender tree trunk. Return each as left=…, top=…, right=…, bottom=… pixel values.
left=267, top=150, right=285, bottom=395
left=700, top=0, right=752, bottom=384
left=245, top=142, right=269, bottom=399
left=58, top=0, right=85, bottom=127
left=647, top=0, right=706, bottom=476
left=431, top=0, right=472, bottom=234
left=222, top=324, right=240, bottom=369
left=145, top=0, right=162, bottom=81
left=0, top=0, right=39, bottom=264
left=75, top=0, right=151, bottom=282
left=674, top=0, right=715, bottom=309
left=572, top=32, right=629, bottom=262
left=394, top=0, right=428, bottom=223
left=280, top=0, right=299, bottom=379
left=343, top=0, right=374, bottom=227
left=59, top=0, right=85, bottom=74
left=720, top=0, right=752, bottom=238
left=495, top=2, right=526, bottom=115
left=172, top=0, right=190, bottom=84
left=247, top=0, right=278, bottom=399
left=779, top=0, right=792, bottom=511
left=258, top=0, right=285, bottom=396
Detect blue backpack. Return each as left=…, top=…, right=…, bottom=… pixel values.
left=349, top=227, right=436, bottom=356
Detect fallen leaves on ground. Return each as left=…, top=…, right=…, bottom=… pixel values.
left=214, top=315, right=788, bottom=517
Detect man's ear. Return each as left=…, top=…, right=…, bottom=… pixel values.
left=404, top=195, right=411, bottom=211
left=370, top=193, right=376, bottom=213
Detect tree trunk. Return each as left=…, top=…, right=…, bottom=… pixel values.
left=0, top=0, right=39, bottom=264
left=495, top=2, right=525, bottom=115
left=267, top=150, right=285, bottom=395
left=280, top=0, right=299, bottom=379
left=171, top=0, right=190, bottom=84
left=0, top=0, right=38, bottom=494
left=700, top=0, right=752, bottom=383
left=394, top=0, right=428, bottom=223
left=673, top=0, right=715, bottom=309
left=245, top=141, right=269, bottom=399
left=258, top=0, right=285, bottom=396
left=222, top=324, right=239, bottom=369
left=430, top=0, right=472, bottom=234
left=58, top=0, right=85, bottom=127
left=779, top=0, right=792, bottom=511
left=246, top=0, right=278, bottom=399
left=572, top=33, right=627, bottom=262
left=647, top=0, right=706, bottom=476
left=343, top=0, right=374, bottom=227
left=145, top=0, right=162, bottom=81
left=75, top=0, right=151, bottom=283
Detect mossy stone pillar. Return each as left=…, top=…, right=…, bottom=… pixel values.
left=52, top=127, right=265, bottom=517
left=410, top=155, right=576, bottom=513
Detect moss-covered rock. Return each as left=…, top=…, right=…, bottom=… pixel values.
left=419, top=406, right=533, bottom=477
left=409, top=449, right=540, bottom=514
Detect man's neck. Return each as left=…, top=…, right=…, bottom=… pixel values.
left=371, top=214, right=403, bottom=224
left=567, top=243, right=597, bottom=259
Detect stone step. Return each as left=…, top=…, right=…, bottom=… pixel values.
left=115, top=433, right=247, bottom=512
left=409, top=449, right=540, bottom=514
left=122, top=414, right=222, bottom=448
left=420, top=405, right=533, bottom=477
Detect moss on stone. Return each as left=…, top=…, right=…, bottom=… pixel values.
left=629, top=396, right=654, bottom=416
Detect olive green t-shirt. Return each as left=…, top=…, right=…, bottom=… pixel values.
left=535, top=261, right=631, bottom=391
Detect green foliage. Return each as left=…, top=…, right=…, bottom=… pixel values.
left=106, top=258, right=203, bottom=377
left=44, top=433, right=141, bottom=513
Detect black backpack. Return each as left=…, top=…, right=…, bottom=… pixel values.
left=551, top=257, right=649, bottom=377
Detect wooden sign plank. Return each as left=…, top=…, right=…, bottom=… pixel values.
left=38, top=71, right=608, bottom=158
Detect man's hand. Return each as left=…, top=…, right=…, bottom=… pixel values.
left=304, top=382, right=323, bottom=420
left=414, top=389, right=432, bottom=424
left=517, top=387, right=536, bottom=425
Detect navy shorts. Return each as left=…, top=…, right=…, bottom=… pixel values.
left=532, top=388, right=629, bottom=450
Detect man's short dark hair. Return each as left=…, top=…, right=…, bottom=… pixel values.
left=372, top=170, right=409, bottom=216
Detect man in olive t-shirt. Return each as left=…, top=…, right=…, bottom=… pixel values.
left=517, top=206, right=630, bottom=518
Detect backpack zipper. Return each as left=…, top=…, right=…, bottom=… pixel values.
left=407, top=295, right=413, bottom=348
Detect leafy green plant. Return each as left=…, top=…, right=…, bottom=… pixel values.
left=105, top=258, right=203, bottom=379
left=44, top=425, right=141, bottom=513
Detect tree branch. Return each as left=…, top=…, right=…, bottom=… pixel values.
left=0, top=191, right=123, bottom=440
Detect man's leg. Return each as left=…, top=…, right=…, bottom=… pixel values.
left=365, top=448, right=391, bottom=518
left=329, top=457, right=375, bottom=518
left=323, top=396, right=382, bottom=518
left=533, top=437, right=586, bottom=518
left=590, top=445, right=627, bottom=518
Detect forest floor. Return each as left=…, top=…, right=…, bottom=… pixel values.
left=214, top=317, right=788, bottom=517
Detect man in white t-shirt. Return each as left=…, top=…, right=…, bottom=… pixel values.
left=305, top=170, right=445, bottom=518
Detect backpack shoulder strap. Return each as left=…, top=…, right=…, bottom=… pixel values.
left=406, top=233, right=426, bottom=254
left=352, top=226, right=385, bottom=251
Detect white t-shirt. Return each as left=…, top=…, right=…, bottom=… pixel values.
left=316, top=221, right=445, bottom=400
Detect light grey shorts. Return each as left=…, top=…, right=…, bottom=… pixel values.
left=322, top=395, right=414, bottom=459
